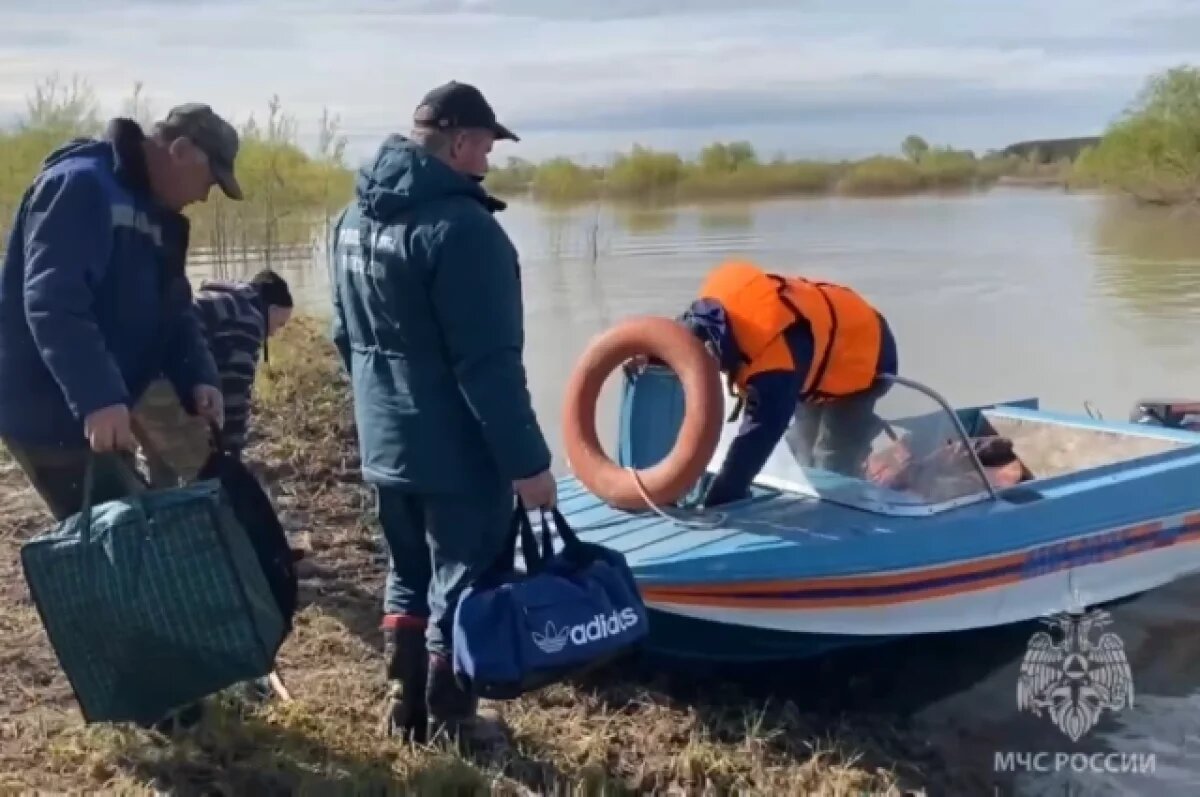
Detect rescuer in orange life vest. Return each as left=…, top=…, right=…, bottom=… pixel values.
left=646, top=260, right=899, bottom=508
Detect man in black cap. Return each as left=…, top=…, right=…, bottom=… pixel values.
left=328, top=80, right=555, bottom=751
left=408, top=80, right=520, bottom=177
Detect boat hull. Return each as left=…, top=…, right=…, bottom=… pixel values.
left=640, top=509, right=1200, bottom=635
left=639, top=605, right=902, bottom=662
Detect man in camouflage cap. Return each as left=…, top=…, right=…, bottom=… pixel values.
left=151, top=102, right=244, bottom=203
left=0, top=100, right=241, bottom=518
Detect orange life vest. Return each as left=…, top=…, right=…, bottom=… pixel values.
left=697, top=260, right=883, bottom=403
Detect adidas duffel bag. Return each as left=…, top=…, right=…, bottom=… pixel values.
left=452, top=501, right=649, bottom=699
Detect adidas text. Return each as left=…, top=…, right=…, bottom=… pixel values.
left=569, top=608, right=640, bottom=645
left=531, top=608, right=640, bottom=655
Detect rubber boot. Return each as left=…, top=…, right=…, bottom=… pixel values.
left=425, top=653, right=508, bottom=756
left=378, top=616, right=428, bottom=743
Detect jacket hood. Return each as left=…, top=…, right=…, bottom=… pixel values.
left=40, top=118, right=156, bottom=201
left=39, top=136, right=113, bottom=173
left=355, top=134, right=505, bottom=222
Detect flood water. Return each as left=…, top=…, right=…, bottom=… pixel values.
left=194, top=187, right=1200, bottom=795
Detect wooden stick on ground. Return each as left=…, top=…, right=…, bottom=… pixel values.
left=268, top=670, right=293, bottom=702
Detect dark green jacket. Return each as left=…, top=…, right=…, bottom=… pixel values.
left=328, top=135, right=550, bottom=492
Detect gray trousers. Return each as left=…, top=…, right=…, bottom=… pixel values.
left=785, top=381, right=889, bottom=477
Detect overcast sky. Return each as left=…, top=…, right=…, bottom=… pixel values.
left=1, top=0, right=1197, bottom=163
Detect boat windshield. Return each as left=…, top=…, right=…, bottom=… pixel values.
left=706, top=374, right=998, bottom=516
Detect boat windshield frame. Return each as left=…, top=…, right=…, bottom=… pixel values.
left=758, top=374, right=1000, bottom=517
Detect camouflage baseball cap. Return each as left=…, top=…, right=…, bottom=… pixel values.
left=155, top=103, right=244, bottom=200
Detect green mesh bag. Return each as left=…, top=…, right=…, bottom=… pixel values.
left=19, top=457, right=286, bottom=725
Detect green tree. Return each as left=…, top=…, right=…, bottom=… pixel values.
left=607, top=144, right=685, bottom=198
left=901, top=134, right=929, bottom=163
left=1075, top=64, right=1200, bottom=204
left=698, top=141, right=758, bottom=173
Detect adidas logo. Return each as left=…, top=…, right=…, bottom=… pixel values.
left=531, top=608, right=640, bottom=655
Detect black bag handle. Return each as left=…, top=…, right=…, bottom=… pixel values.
left=537, top=506, right=590, bottom=562
left=207, top=418, right=229, bottom=456
left=488, top=496, right=545, bottom=579
left=75, top=449, right=150, bottom=543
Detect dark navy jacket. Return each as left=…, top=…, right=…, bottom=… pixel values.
left=328, top=135, right=550, bottom=492
left=0, top=118, right=219, bottom=447
left=678, top=297, right=898, bottom=506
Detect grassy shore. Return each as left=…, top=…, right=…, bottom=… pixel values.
left=0, top=315, right=953, bottom=795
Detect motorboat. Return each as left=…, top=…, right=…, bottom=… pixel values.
left=552, top=367, right=1200, bottom=662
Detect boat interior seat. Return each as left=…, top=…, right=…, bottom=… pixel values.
left=977, top=408, right=1188, bottom=480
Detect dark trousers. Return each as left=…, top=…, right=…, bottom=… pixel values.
left=1, top=438, right=146, bottom=521
left=785, top=380, right=890, bottom=477
left=374, top=481, right=513, bottom=658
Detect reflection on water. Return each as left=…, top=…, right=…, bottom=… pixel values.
left=697, top=203, right=755, bottom=232
left=612, top=202, right=679, bottom=235
left=1091, top=199, right=1200, bottom=317
left=188, top=188, right=1200, bottom=794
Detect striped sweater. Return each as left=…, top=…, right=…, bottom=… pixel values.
left=193, top=280, right=266, bottom=451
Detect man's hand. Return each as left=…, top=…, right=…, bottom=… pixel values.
left=193, top=385, right=224, bottom=429
left=84, top=404, right=134, bottom=452
left=514, top=469, right=557, bottom=508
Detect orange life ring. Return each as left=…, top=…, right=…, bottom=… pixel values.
left=562, top=315, right=724, bottom=510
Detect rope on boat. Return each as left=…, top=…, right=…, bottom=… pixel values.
left=617, top=466, right=858, bottom=540
left=1084, top=400, right=1103, bottom=420
left=623, top=466, right=834, bottom=537
left=625, top=466, right=727, bottom=529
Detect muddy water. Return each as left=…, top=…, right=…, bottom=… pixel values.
left=195, top=187, right=1200, bottom=795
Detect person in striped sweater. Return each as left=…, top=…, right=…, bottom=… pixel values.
left=132, top=269, right=294, bottom=485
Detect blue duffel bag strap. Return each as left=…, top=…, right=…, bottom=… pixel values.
left=536, top=507, right=596, bottom=564
left=480, top=497, right=547, bottom=581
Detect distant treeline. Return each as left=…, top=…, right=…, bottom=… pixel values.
left=1002, top=137, right=1101, bottom=163
left=482, top=135, right=1059, bottom=202
left=484, top=64, right=1200, bottom=207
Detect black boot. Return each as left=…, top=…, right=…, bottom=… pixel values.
left=425, top=653, right=508, bottom=756
left=379, top=618, right=428, bottom=743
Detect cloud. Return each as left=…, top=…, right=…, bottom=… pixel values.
left=0, top=0, right=1195, bottom=160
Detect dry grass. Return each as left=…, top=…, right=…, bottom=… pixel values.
left=0, top=316, right=930, bottom=795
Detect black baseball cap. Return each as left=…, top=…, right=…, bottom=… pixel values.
left=413, top=80, right=519, bottom=142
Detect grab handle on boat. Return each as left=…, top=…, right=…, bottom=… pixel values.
left=878, top=374, right=999, bottom=502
